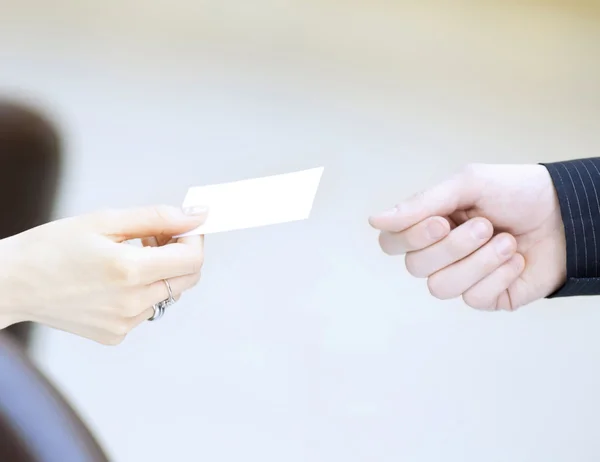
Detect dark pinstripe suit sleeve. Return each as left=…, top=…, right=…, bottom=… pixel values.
left=541, top=158, right=600, bottom=297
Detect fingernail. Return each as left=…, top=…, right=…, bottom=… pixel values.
left=496, top=237, right=515, bottom=257
left=183, top=206, right=209, bottom=217
left=426, top=219, right=446, bottom=240
left=471, top=220, right=490, bottom=239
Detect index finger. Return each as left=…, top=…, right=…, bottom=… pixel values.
left=368, top=174, right=480, bottom=233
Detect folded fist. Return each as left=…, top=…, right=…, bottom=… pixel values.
left=370, top=164, right=567, bottom=311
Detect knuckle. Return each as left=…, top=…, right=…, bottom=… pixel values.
left=462, top=292, right=490, bottom=310
left=469, top=217, right=493, bottom=234
left=109, top=320, right=132, bottom=337
left=401, top=230, right=420, bottom=252
left=476, top=216, right=493, bottom=228
left=111, top=253, right=142, bottom=286
left=495, top=233, right=517, bottom=256
left=152, top=204, right=172, bottom=221
left=504, top=303, right=520, bottom=312
left=378, top=232, right=396, bottom=255
left=426, top=275, right=453, bottom=300
left=496, top=299, right=511, bottom=311
left=461, top=217, right=493, bottom=244
left=190, top=271, right=202, bottom=286
left=191, top=254, right=204, bottom=274
left=404, top=253, right=426, bottom=278
left=121, top=295, right=145, bottom=317
left=100, top=334, right=127, bottom=346
left=148, top=205, right=173, bottom=236
left=497, top=292, right=520, bottom=312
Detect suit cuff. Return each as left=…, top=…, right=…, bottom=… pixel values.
left=548, top=277, right=600, bottom=298
left=541, top=158, right=600, bottom=297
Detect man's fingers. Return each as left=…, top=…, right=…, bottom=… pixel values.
left=379, top=217, right=451, bottom=255
left=88, top=205, right=208, bottom=242
left=404, top=217, right=494, bottom=278
left=426, top=233, right=518, bottom=300
left=369, top=170, right=482, bottom=233
left=462, top=253, right=525, bottom=311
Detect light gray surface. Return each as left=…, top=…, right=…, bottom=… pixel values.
left=2, top=2, right=600, bottom=461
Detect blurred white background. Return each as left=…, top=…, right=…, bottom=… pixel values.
left=2, top=1, right=600, bottom=461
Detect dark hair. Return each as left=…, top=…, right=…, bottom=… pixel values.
left=0, top=100, right=62, bottom=349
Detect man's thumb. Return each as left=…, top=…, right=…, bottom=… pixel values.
left=90, top=205, right=208, bottom=241
left=369, top=172, right=481, bottom=233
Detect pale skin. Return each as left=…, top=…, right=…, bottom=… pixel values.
left=0, top=205, right=208, bottom=345
left=369, top=163, right=567, bottom=311
left=0, top=163, right=568, bottom=347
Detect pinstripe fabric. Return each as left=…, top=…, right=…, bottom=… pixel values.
left=542, top=158, right=600, bottom=297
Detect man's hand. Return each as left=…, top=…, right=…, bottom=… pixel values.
left=369, top=164, right=567, bottom=311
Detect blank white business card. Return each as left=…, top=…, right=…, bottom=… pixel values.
left=175, top=167, right=324, bottom=236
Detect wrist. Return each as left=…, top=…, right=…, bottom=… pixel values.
left=0, top=313, right=18, bottom=330
left=0, top=237, right=30, bottom=327
left=0, top=285, right=27, bottom=329
left=0, top=294, right=25, bottom=329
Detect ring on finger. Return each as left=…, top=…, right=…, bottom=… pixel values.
left=148, top=279, right=176, bottom=322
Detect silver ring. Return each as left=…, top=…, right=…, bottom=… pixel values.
left=163, top=278, right=175, bottom=303
left=148, top=279, right=176, bottom=322
left=148, top=303, right=164, bottom=321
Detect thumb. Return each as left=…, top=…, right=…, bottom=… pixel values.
left=88, top=205, right=208, bottom=241
left=369, top=172, right=482, bottom=233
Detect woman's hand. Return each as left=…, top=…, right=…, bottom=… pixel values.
left=0, top=205, right=208, bottom=345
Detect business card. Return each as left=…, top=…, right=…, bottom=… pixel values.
left=175, top=167, right=324, bottom=236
